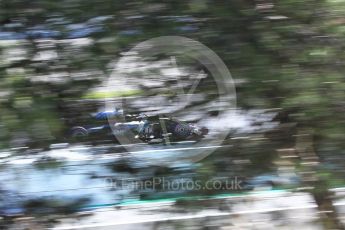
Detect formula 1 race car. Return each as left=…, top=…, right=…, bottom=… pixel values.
left=69, top=111, right=208, bottom=144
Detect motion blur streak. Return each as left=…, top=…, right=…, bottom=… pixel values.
left=0, top=0, right=344, bottom=229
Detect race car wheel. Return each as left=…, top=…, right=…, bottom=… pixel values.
left=71, top=127, right=89, bottom=138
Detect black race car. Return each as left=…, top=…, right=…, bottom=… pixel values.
left=69, top=111, right=208, bottom=144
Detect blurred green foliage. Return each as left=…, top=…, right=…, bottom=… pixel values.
left=0, top=1, right=344, bottom=228
left=0, top=0, right=343, bottom=163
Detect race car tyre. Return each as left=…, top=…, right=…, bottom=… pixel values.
left=71, top=126, right=89, bottom=138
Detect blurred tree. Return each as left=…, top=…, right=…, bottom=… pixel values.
left=0, top=0, right=344, bottom=226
